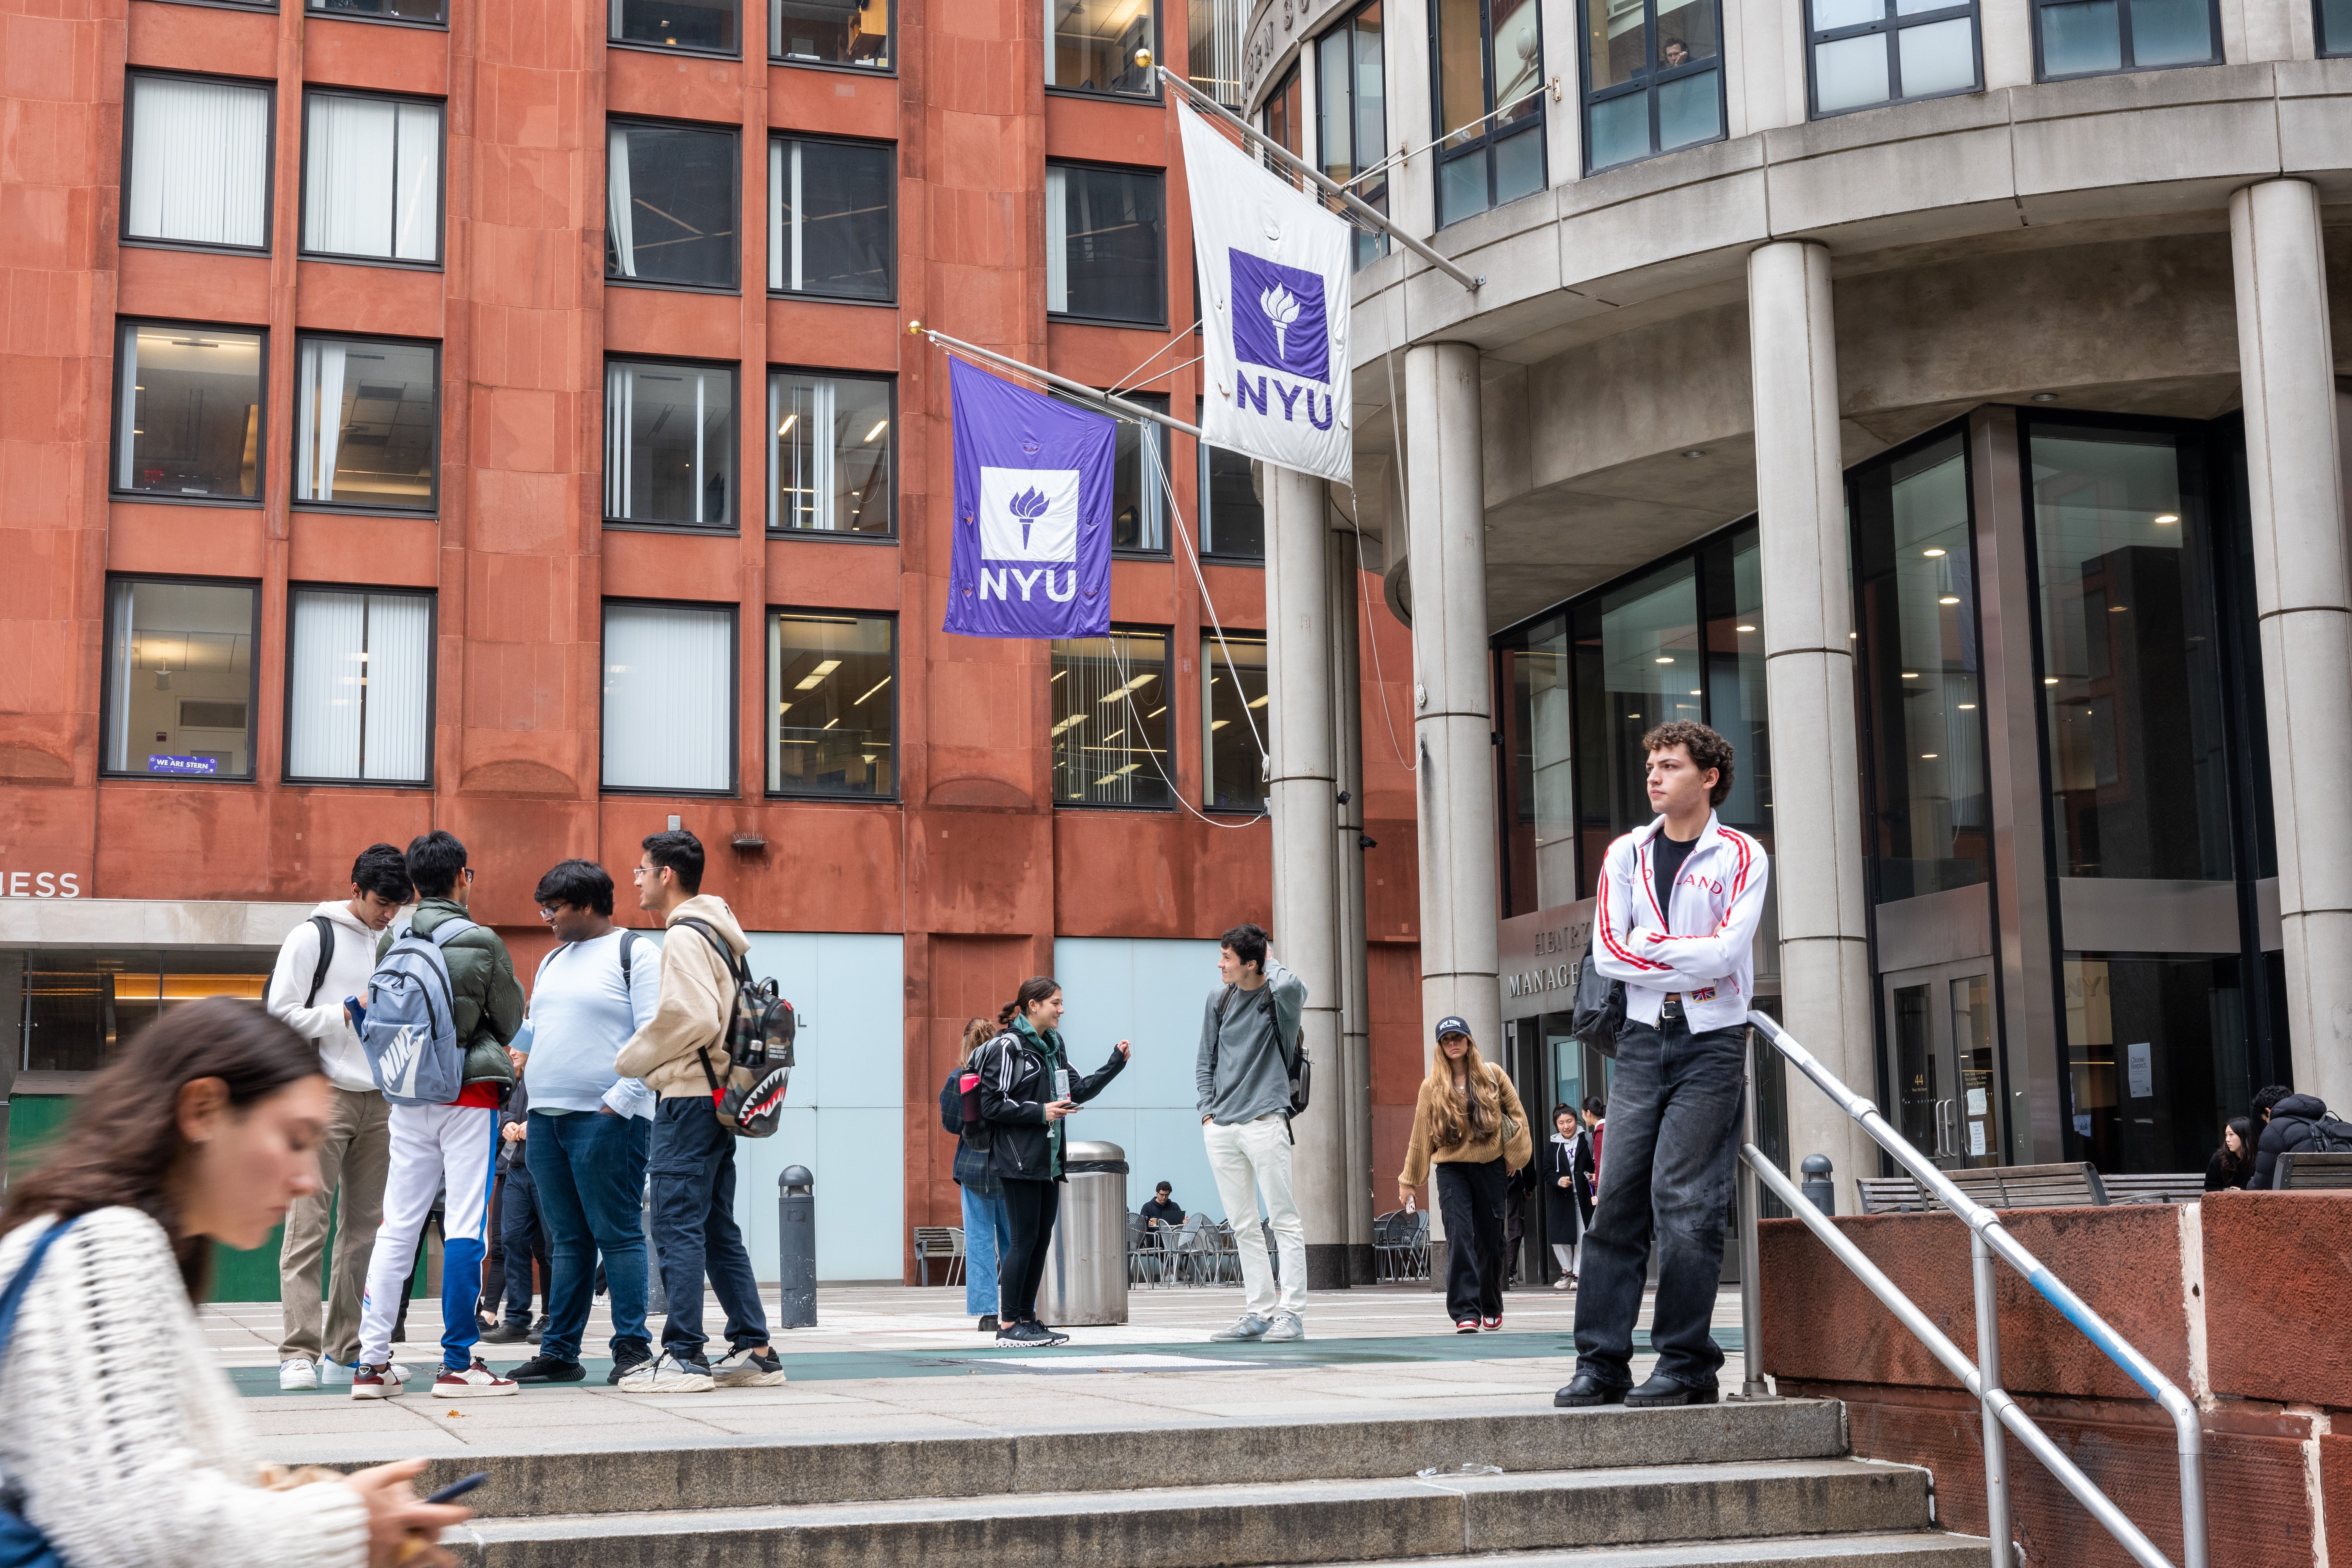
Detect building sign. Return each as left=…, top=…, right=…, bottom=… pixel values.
left=1498, top=898, right=1597, bottom=1014
left=1, top=872, right=81, bottom=897
left=148, top=754, right=217, bottom=775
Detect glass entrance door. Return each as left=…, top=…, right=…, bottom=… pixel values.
left=1883, top=962, right=2003, bottom=1169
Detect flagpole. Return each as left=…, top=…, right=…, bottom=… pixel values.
left=1156, top=66, right=1484, bottom=294
left=911, top=324, right=1209, bottom=441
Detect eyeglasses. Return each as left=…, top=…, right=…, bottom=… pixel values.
left=537, top=907, right=557, bottom=921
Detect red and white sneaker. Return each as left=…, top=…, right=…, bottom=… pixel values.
left=433, top=1357, right=520, bottom=1398
left=1483, top=1315, right=1504, bottom=1331
left=1455, top=1318, right=1481, bottom=1334
left=349, top=1362, right=407, bottom=1400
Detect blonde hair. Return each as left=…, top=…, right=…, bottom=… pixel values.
left=958, top=1017, right=996, bottom=1068
left=1421, top=1033, right=1500, bottom=1150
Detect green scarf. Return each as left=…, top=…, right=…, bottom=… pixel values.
left=1012, top=1014, right=1069, bottom=1178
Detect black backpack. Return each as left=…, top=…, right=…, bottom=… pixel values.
left=673, top=918, right=795, bottom=1139
left=303, top=914, right=338, bottom=1006
left=2287, top=1108, right=2352, bottom=1154
left=1212, top=983, right=1311, bottom=1121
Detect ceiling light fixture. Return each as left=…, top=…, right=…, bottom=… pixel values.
left=1736, top=624, right=1756, bottom=633
left=1923, top=548, right=1947, bottom=558
left=2154, top=514, right=2179, bottom=525
left=1938, top=595, right=1961, bottom=605
left=2032, top=392, right=2059, bottom=403
left=863, top=419, right=888, bottom=442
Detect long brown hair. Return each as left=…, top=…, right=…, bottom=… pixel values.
left=959, top=1016, right=997, bottom=1067
left=997, top=976, right=1060, bottom=1027
left=0, top=997, right=322, bottom=1300
left=1421, top=1032, right=1500, bottom=1150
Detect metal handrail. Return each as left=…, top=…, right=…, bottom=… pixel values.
left=1736, top=1009, right=2206, bottom=1568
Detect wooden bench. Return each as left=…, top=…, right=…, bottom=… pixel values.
left=2276, top=1151, right=2352, bottom=1191
left=2098, top=1173, right=2209, bottom=1205
left=1856, top=1161, right=2109, bottom=1215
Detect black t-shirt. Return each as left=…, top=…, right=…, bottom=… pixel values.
left=1140, top=1196, right=1184, bottom=1228
left=1653, top=829, right=1701, bottom=922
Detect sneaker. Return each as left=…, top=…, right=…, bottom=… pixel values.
left=1023, top=1319, right=1071, bottom=1347
left=478, top=1320, right=534, bottom=1345
left=1552, top=1276, right=1572, bottom=1292
left=606, top=1341, right=653, bottom=1386
left=995, top=1319, right=1046, bottom=1345
left=617, top=1351, right=715, bottom=1393
left=1210, top=1312, right=1270, bottom=1342
left=434, top=1358, right=520, bottom=1398
left=317, top=1357, right=356, bottom=1386
left=530, top=1315, right=549, bottom=1344
left=278, top=1357, right=318, bottom=1391
left=1455, top=1318, right=1481, bottom=1334
left=350, top=1362, right=407, bottom=1400
left=1483, top=1315, right=1503, bottom=1331
left=713, top=1347, right=789, bottom=1387
left=1261, top=1312, right=1305, bottom=1343
left=505, top=1355, right=586, bottom=1384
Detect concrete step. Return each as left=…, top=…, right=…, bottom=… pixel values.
left=1258, top=1534, right=1995, bottom=1568
left=458, top=1455, right=1934, bottom=1568
left=421, top=1399, right=1850, bottom=1519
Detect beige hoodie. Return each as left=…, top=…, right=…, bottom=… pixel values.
left=615, top=894, right=750, bottom=1098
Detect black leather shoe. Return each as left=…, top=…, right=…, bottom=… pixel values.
left=1624, top=1372, right=1720, bottom=1408
left=977, top=1314, right=1000, bottom=1333
left=479, top=1320, right=534, bottom=1345
left=506, top=1354, right=586, bottom=1383
left=1554, top=1369, right=1632, bottom=1408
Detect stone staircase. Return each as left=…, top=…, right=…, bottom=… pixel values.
left=430, top=1399, right=1986, bottom=1568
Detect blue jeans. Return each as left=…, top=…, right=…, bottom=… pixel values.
left=1572, top=1016, right=1748, bottom=1390
left=649, top=1097, right=769, bottom=1361
left=960, top=1181, right=1011, bottom=1316
left=496, top=1162, right=548, bottom=1325
left=526, top=1108, right=651, bottom=1364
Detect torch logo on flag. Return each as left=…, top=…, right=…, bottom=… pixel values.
left=945, top=357, right=1114, bottom=640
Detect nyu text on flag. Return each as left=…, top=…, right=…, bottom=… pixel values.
left=944, top=356, right=1116, bottom=639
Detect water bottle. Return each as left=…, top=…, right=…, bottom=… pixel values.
left=1053, top=1067, right=1072, bottom=1103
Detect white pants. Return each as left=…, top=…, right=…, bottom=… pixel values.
left=358, top=1102, right=499, bottom=1370
left=1552, top=1241, right=1578, bottom=1275
left=1203, top=1114, right=1307, bottom=1319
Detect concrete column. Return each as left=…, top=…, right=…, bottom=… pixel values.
left=1264, top=463, right=1349, bottom=1288
left=1747, top=241, right=1877, bottom=1207
left=1328, top=525, right=1377, bottom=1281
left=2230, top=178, right=2352, bottom=1111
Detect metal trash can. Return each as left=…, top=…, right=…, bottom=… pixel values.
left=1037, top=1139, right=1129, bottom=1327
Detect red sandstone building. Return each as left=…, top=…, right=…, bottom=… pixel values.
left=0, top=0, right=1425, bottom=1287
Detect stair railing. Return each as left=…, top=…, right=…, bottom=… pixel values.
left=1735, top=1009, right=2206, bottom=1568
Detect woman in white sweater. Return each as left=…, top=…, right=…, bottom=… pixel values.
left=0, top=997, right=470, bottom=1568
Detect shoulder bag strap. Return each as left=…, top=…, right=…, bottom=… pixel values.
left=618, top=929, right=639, bottom=985
left=670, top=917, right=742, bottom=1099
left=0, top=1219, right=80, bottom=1359
left=304, top=914, right=337, bottom=1007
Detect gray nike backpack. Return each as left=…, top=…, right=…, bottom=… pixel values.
left=361, top=918, right=474, bottom=1105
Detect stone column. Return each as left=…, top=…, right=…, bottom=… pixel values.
left=2230, top=178, right=2352, bottom=1112
left=1747, top=241, right=1877, bottom=1207
left=1329, top=524, right=1377, bottom=1281
left=1264, top=463, right=1349, bottom=1288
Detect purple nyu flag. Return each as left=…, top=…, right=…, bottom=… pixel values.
left=945, top=357, right=1115, bottom=639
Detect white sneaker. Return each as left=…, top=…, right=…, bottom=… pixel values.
left=617, top=1351, right=716, bottom=1394
left=278, top=1357, right=318, bottom=1391
left=711, top=1347, right=789, bottom=1387
left=1210, top=1313, right=1270, bottom=1342
left=317, top=1357, right=353, bottom=1385
left=350, top=1362, right=407, bottom=1399
left=1553, top=1276, right=1571, bottom=1291
left=432, top=1357, right=520, bottom=1398
left=1261, top=1312, right=1305, bottom=1343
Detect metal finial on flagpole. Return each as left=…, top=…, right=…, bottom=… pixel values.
left=1134, top=47, right=1152, bottom=68
left=906, top=319, right=922, bottom=336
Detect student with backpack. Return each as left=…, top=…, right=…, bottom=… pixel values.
left=940, top=1016, right=1011, bottom=1332
left=1196, top=923, right=1310, bottom=1345
left=350, top=830, right=525, bottom=1401
left=613, top=830, right=788, bottom=1393
left=2247, top=1085, right=2352, bottom=1188
left=266, top=843, right=413, bottom=1392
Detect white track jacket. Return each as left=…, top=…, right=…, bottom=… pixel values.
left=1590, top=814, right=1771, bottom=1033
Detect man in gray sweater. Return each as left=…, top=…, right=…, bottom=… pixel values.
left=1197, top=923, right=1309, bottom=1343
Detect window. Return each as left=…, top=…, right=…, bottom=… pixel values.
left=607, top=122, right=739, bottom=289
left=768, top=136, right=893, bottom=300
left=113, top=322, right=264, bottom=503
left=773, top=0, right=890, bottom=65
left=1047, top=0, right=1158, bottom=94
left=18, top=952, right=270, bottom=1077
left=1053, top=629, right=1173, bottom=808
left=768, top=612, right=895, bottom=797
left=285, top=588, right=432, bottom=784
left=2321, top=0, right=2352, bottom=53
left=1808, top=0, right=1977, bottom=113
left=607, top=361, right=735, bottom=528
left=124, top=74, right=270, bottom=251
left=103, top=578, right=259, bottom=780
left=1581, top=0, right=1721, bottom=171
left=1318, top=4, right=1389, bottom=270
left=309, top=0, right=446, bottom=25
left=1198, top=423, right=1264, bottom=558
left=611, top=0, right=738, bottom=52
left=1188, top=0, right=1245, bottom=105
left=1201, top=633, right=1268, bottom=812
left=1053, top=390, right=1167, bottom=550
left=1263, top=62, right=1305, bottom=154
left=1433, top=0, right=1544, bottom=222
left=294, top=336, right=439, bottom=512
left=603, top=603, right=735, bottom=792
left=303, top=91, right=444, bottom=264
left=2034, top=0, right=2215, bottom=75
left=1046, top=163, right=1165, bottom=325
left=769, top=371, right=892, bottom=534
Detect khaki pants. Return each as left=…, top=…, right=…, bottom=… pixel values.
left=278, top=1085, right=390, bottom=1364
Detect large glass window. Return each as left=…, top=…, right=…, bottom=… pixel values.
left=603, top=602, right=734, bottom=793
left=1433, top=0, right=1545, bottom=224
left=294, top=336, right=438, bottom=512
left=1053, top=629, right=1173, bottom=808
left=285, top=588, right=432, bottom=784
left=1045, top=163, right=1166, bottom=326
left=773, top=0, right=890, bottom=65
left=2064, top=954, right=2249, bottom=1176
left=611, top=0, right=739, bottom=51
left=125, top=74, right=270, bottom=251
left=2026, top=423, right=2232, bottom=882
left=113, top=323, right=264, bottom=503
left=1202, top=632, right=1268, bottom=813
left=310, top=0, right=446, bottom=22
left=1199, top=433, right=1265, bottom=558
left=18, top=952, right=270, bottom=1077
left=1501, top=617, right=1577, bottom=914
left=768, top=612, right=895, bottom=797
left=1047, top=0, right=1158, bottom=94
left=769, top=371, right=891, bottom=534
left=1851, top=432, right=1989, bottom=902
left=2320, top=0, right=2352, bottom=54
left=303, top=91, right=443, bottom=264
left=1317, top=4, right=1389, bottom=271
left=1570, top=557, right=1699, bottom=890
left=607, top=360, right=735, bottom=528
left=1188, top=0, right=1245, bottom=104
left=1581, top=0, right=1722, bottom=172
left=768, top=137, right=893, bottom=300
left=607, top=122, right=738, bottom=288
left=1808, top=0, right=1978, bottom=114
left=1052, top=390, right=1167, bottom=550
left=103, top=578, right=259, bottom=780
left=2033, top=0, right=2215, bottom=76
left=1263, top=62, right=1305, bottom=154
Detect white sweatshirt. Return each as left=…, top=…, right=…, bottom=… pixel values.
left=265, top=900, right=382, bottom=1091
left=1590, top=813, right=1771, bottom=1033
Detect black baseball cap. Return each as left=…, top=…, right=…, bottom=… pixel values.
left=1434, top=1016, right=1471, bottom=1040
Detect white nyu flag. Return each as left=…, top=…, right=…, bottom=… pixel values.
left=1178, top=102, right=1352, bottom=485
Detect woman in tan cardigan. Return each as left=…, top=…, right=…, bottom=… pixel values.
left=1397, top=1016, right=1534, bottom=1332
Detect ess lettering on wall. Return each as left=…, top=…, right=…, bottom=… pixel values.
left=2, top=872, right=82, bottom=898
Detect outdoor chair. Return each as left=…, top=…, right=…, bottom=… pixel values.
left=2278, top=1150, right=2352, bottom=1190
left=911, top=1225, right=964, bottom=1286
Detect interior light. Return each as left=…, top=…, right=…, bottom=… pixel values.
left=1938, top=595, right=1961, bottom=605
left=1922, top=548, right=1947, bottom=558
left=1655, top=656, right=1674, bottom=664
left=1735, top=624, right=1756, bottom=633
left=1956, top=703, right=1976, bottom=710
left=1921, top=753, right=1938, bottom=759
left=863, top=419, right=888, bottom=442
left=1901, top=672, right=1918, bottom=679
left=2110, top=604, right=2128, bottom=613
left=1690, top=689, right=1701, bottom=696
left=1248, top=694, right=1270, bottom=709
left=2044, top=677, right=2060, bottom=685
left=1210, top=719, right=1230, bottom=731
left=853, top=676, right=891, bottom=705
left=2154, top=514, right=2178, bottom=524
left=794, top=657, right=843, bottom=691
left=777, top=414, right=797, bottom=436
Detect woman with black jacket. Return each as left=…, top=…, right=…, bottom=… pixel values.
left=976, top=976, right=1130, bottom=1345
left=1542, top=1105, right=1583, bottom=1289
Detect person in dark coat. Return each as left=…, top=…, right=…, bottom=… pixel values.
left=2248, top=1088, right=2334, bottom=1189
left=1504, top=1159, right=1537, bottom=1287
left=2205, top=1116, right=2257, bottom=1192
left=1543, top=1105, right=1583, bottom=1289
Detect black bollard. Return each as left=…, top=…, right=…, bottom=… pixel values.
left=777, top=1165, right=816, bottom=1328
left=1800, top=1154, right=1836, bottom=1217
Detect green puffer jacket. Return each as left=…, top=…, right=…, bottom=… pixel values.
left=375, top=897, right=524, bottom=1092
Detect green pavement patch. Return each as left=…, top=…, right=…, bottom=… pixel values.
left=230, top=1328, right=1738, bottom=1397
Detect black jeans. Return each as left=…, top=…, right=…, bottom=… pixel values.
left=998, top=1177, right=1061, bottom=1323
left=648, top=1097, right=769, bottom=1362
left=497, top=1162, right=548, bottom=1325
left=1572, top=1015, right=1747, bottom=1390
left=1435, top=1157, right=1507, bottom=1323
